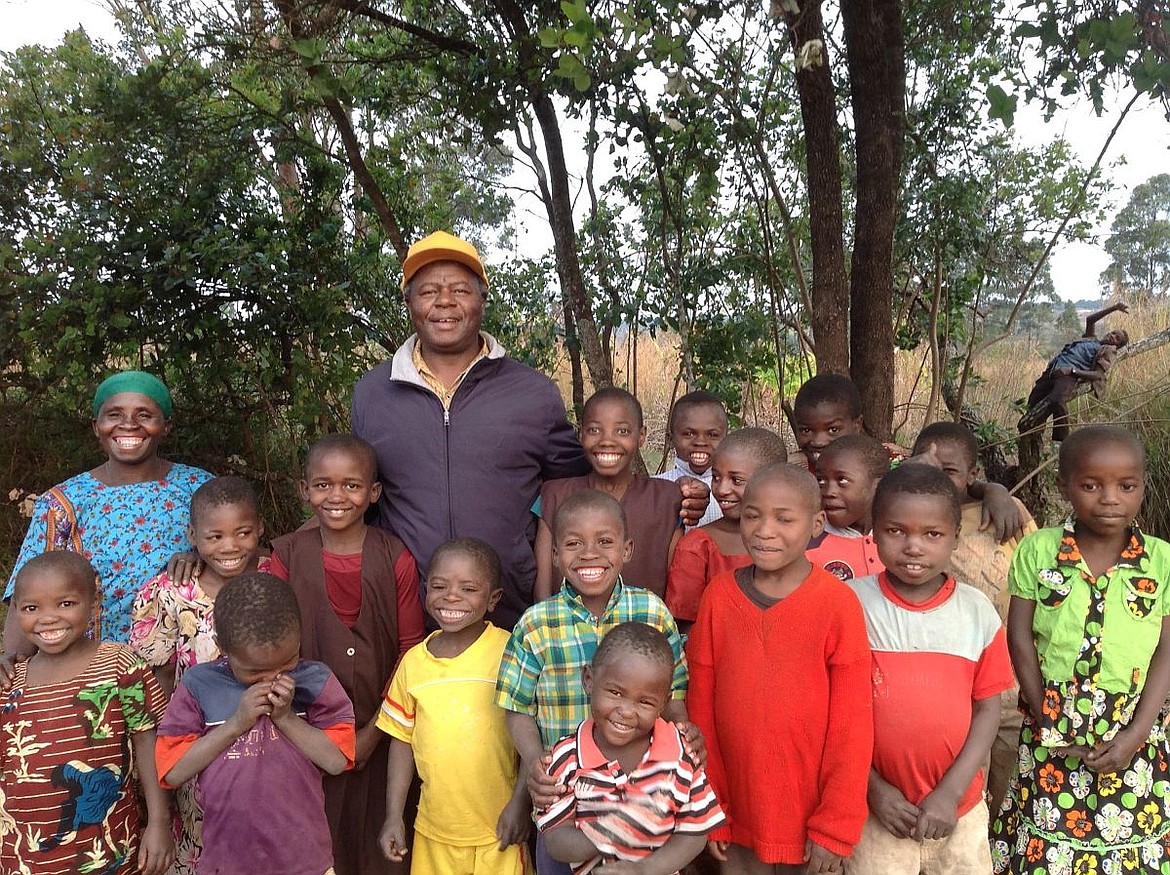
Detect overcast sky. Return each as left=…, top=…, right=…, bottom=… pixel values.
left=3, top=0, right=1166, bottom=301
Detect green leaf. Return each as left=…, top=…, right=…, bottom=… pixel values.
left=986, top=83, right=1017, bottom=127
left=560, top=0, right=587, bottom=25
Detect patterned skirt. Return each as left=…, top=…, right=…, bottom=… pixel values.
left=991, top=718, right=1170, bottom=874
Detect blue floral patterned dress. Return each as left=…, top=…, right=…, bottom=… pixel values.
left=6, top=464, right=213, bottom=643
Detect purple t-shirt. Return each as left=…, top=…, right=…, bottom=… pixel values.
left=157, top=658, right=354, bottom=875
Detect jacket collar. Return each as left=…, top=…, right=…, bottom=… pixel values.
left=388, top=331, right=506, bottom=387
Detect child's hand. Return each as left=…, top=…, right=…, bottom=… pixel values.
left=495, top=794, right=531, bottom=849
left=978, top=481, right=1025, bottom=543
left=867, top=776, right=919, bottom=839
left=229, top=681, right=274, bottom=734
left=379, top=814, right=409, bottom=862
left=677, top=476, right=711, bottom=527
left=674, top=719, right=707, bottom=768
left=527, top=752, right=566, bottom=809
left=165, top=551, right=202, bottom=585
left=706, top=840, right=729, bottom=862
left=1085, top=729, right=1143, bottom=774
left=353, top=718, right=383, bottom=771
left=595, top=863, right=640, bottom=874
left=267, top=673, right=295, bottom=723
left=0, top=654, right=17, bottom=692
left=804, top=841, right=844, bottom=873
left=913, top=787, right=959, bottom=841
left=137, top=819, right=175, bottom=875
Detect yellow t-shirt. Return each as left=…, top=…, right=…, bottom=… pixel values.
left=950, top=499, right=1038, bottom=623
left=377, top=624, right=517, bottom=846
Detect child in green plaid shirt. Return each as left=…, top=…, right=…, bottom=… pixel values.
left=495, top=489, right=698, bottom=875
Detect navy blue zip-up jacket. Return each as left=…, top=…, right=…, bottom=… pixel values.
left=352, top=333, right=589, bottom=629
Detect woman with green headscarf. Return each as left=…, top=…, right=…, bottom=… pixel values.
left=3, top=371, right=213, bottom=648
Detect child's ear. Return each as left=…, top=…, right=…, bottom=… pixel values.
left=1056, top=474, right=1070, bottom=503
left=850, top=415, right=865, bottom=435
left=582, top=664, right=594, bottom=696
left=297, top=479, right=310, bottom=504
left=811, top=509, right=826, bottom=540
left=638, top=425, right=647, bottom=447
left=966, top=467, right=978, bottom=489
left=487, top=587, right=503, bottom=612
left=187, top=524, right=196, bottom=546
left=621, top=538, right=634, bottom=564
left=369, top=481, right=383, bottom=503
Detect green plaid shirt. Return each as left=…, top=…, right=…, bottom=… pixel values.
left=495, top=577, right=688, bottom=749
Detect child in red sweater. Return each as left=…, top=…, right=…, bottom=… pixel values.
left=687, top=464, right=873, bottom=873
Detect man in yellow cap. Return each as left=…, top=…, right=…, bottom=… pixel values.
left=351, top=231, right=580, bottom=629
left=353, top=231, right=707, bottom=630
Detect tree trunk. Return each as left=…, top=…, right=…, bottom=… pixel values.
left=782, top=0, right=849, bottom=376
left=842, top=0, right=905, bottom=440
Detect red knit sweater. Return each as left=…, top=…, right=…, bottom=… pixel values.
left=686, top=566, right=873, bottom=864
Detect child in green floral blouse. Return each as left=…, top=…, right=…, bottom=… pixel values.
left=992, top=425, right=1170, bottom=874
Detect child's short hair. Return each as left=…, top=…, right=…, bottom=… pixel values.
left=552, top=489, right=628, bottom=542
left=214, top=572, right=301, bottom=653
left=1059, top=425, right=1145, bottom=479
left=793, top=374, right=862, bottom=418
left=913, top=422, right=979, bottom=472
left=304, top=433, right=378, bottom=481
left=872, top=464, right=961, bottom=528
left=191, top=476, right=261, bottom=526
left=429, top=537, right=502, bottom=590
left=12, top=551, right=96, bottom=600
left=715, top=427, right=788, bottom=467
left=582, top=387, right=644, bottom=430
left=818, top=434, right=888, bottom=480
left=593, top=622, right=674, bottom=675
left=667, top=390, right=728, bottom=433
left=745, top=464, right=822, bottom=514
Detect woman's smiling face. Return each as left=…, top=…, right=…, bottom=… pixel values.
left=92, top=391, right=171, bottom=466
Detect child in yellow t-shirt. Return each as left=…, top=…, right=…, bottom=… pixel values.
left=377, top=538, right=529, bottom=874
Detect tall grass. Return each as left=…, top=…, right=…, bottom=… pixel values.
left=584, top=300, right=1170, bottom=535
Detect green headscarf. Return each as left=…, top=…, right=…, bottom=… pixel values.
left=91, top=371, right=173, bottom=418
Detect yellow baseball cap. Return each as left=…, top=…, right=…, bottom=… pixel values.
left=400, top=231, right=489, bottom=290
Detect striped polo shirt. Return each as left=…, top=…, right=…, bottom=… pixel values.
left=847, top=573, right=1013, bottom=817
left=537, top=717, right=725, bottom=873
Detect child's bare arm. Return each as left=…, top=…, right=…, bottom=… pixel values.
left=534, top=519, right=555, bottom=602
left=152, top=664, right=176, bottom=699
left=268, top=674, right=350, bottom=775
left=866, top=768, right=919, bottom=839
left=543, top=822, right=599, bottom=863
left=915, top=694, right=1000, bottom=840
left=507, top=711, right=563, bottom=809
left=495, top=766, right=532, bottom=850
left=666, top=526, right=683, bottom=567
left=1086, top=615, right=1170, bottom=774
left=132, top=728, right=175, bottom=875
left=353, top=713, right=384, bottom=771
left=1007, top=596, right=1044, bottom=721
left=163, top=682, right=271, bottom=785
left=1084, top=301, right=1128, bottom=336
left=380, top=738, right=417, bottom=862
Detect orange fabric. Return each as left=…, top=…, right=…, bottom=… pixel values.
left=323, top=722, right=357, bottom=770
left=156, top=733, right=200, bottom=789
